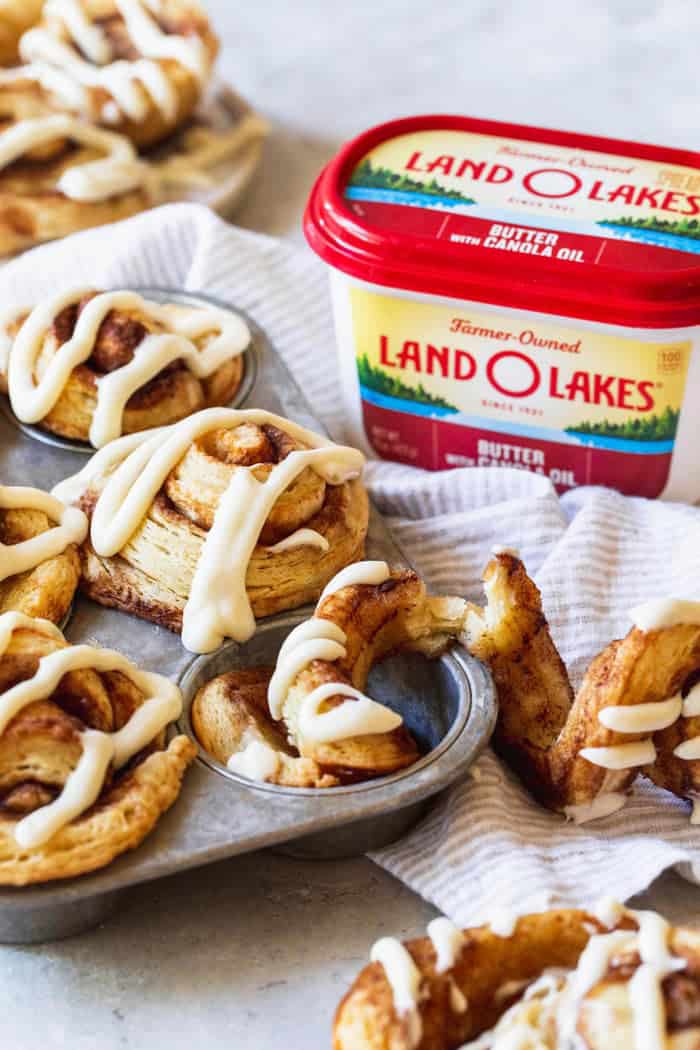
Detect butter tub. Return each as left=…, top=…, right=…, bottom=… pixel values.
left=304, top=115, right=700, bottom=499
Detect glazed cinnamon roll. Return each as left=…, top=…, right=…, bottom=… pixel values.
left=53, top=408, right=371, bottom=653
left=193, top=561, right=470, bottom=787
left=0, top=0, right=43, bottom=67
left=0, top=288, right=250, bottom=446
left=0, top=77, right=149, bottom=255
left=462, top=550, right=700, bottom=824
left=334, top=900, right=700, bottom=1049
left=0, top=612, right=195, bottom=884
left=17, top=0, right=219, bottom=148
left=0, top=484, right=87, bottom=625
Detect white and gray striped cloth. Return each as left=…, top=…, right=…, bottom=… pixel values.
left=3, top=203, right=700, bottom=924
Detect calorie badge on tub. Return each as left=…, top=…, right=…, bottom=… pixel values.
left=305, top=114, right=700, bottom=500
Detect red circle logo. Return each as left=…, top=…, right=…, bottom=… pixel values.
left=486, top=351, right=541, bottom=398
left=522, top=168, right=583, bottom=199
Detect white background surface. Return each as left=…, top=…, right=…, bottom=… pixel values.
left=3, top=2, right=700, bottom=1047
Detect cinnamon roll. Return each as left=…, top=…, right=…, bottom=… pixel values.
left=0, top=288, right=250, bottom=446
left=0, top=77, right=149, bottom=255
left=0, top=0, right=43, bottom=67
left=17, top=0, right=219, bottom=148
left=0, top=611, right=195, bottom=884
left=193, top=561, right=470, bottom=787
left=462, top=550, right=700, bottom=824
left=53, top=408, right=371, bottom=653
left=334, top=900, right=700, bottom=1049
left=0, top=484, right=87, bottom=625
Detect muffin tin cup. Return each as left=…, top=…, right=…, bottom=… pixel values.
left=0, top=287, right=260, bottom=455
left=0, top=287, right=497, bottom=943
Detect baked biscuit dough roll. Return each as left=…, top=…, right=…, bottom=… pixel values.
left=334, top=901, right=700, bottom=1050
left=54, top=408, right=371, bottom=653
left=0, top=612, right=195, bottom=885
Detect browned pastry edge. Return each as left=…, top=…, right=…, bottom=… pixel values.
left=0, top=505, right=81, bottom=625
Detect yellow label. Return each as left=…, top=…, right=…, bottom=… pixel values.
left=346, top=129, right=700, bottom=253
left=349, top=284, right=692, bottom=495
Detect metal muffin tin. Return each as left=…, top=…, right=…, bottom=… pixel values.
left=0, top=287, right=497, bottom=944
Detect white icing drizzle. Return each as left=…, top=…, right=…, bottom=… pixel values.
left=370, top=937, right=423, bottom=1049
left=267, top=561, right=403, bottom=746
left=0, top=611, right=182, bottom=847
left=20, top=0, right=211, bottom=124
left=488, top=893, right=553, bottom=939
left=591, top=895, right=626, bottom=929
left=598, top=695, right=682, bottom=733
left=0, top=115, right=146, bottom=201
left=427, top=916, right=466, bottom=975
left=579, top=739, right=656, bottom=770
left=0, top=484, right=87, bottom=582
left=563, top=791, right=627, bottom=824
left=53, top=408, right=365, bottom=653
left=319, top=559, right=390, bottom=600
left=265, top=529, right=329, bottom=554
left=631, top=598, right=700, bottom=632
left=7, top=289, right=250, bottom=448
left=296, top=682, right=402, bottom=745
left=227, top=739, right=280, bottom=783
left=673, top=683, right=700, bottom=765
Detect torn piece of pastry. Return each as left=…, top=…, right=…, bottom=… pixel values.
left=0, top=78, right=150, bottom=254
left=0, top=611, right=195, bottom=885
left=334, top=899, right=700, bottom=1050
left=0, top=484, right=87, bottom=624
left=462, top=550, right=700, bottom=824
left=17, top=0, right=219, bottom=148
left=53, top=408, right=371, bottom=652
left=193, top=560, right=471, bottom=787
left=0, top=0, right=43, bottom=67
left=0, top=288, right=250, bottom=446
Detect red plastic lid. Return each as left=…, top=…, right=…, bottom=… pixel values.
left=304, top=115, right=700, bottom=328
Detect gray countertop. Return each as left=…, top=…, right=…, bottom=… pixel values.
left=3, top=1, right=699, bottom=1046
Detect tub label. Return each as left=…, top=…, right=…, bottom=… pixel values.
left=349, top=286, right=692, bottom=496
left=345, top=129, right=700, bottom=264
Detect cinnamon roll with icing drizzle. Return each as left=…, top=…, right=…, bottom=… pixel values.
left=0, top=612, right=195, bottom=884
left=0, top=76, right=149, bottom=254
left=461, top=550, right=700, bottom=825
left=193, top=561, right=472, bottom=787
left=334, top=900, right=700, bottom=1050
left=53, top=408, right=371, bottom=653
left=0, top=288, right=250, bottom=446
left=0, top=484, right=87, bottom=625
left=16, top=0, right=219, bottom=148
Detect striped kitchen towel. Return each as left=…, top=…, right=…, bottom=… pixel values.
left=3, top=202, right=700, bottom=925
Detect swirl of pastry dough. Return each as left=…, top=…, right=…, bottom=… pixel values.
left=0, top=484, right=87, bottom=625
left=334, top=901, right=700, bottom=1050
left=193, top=562, right=473, bottom=787
left=0, top=288, right=250, bottom=446
left=53, top=407, right=372, bottom=653
left=18, top=0, right=219, bottom=147
left=0, top=612, right=195, bottom=885
left=462, top=551, right=700, bottom=824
